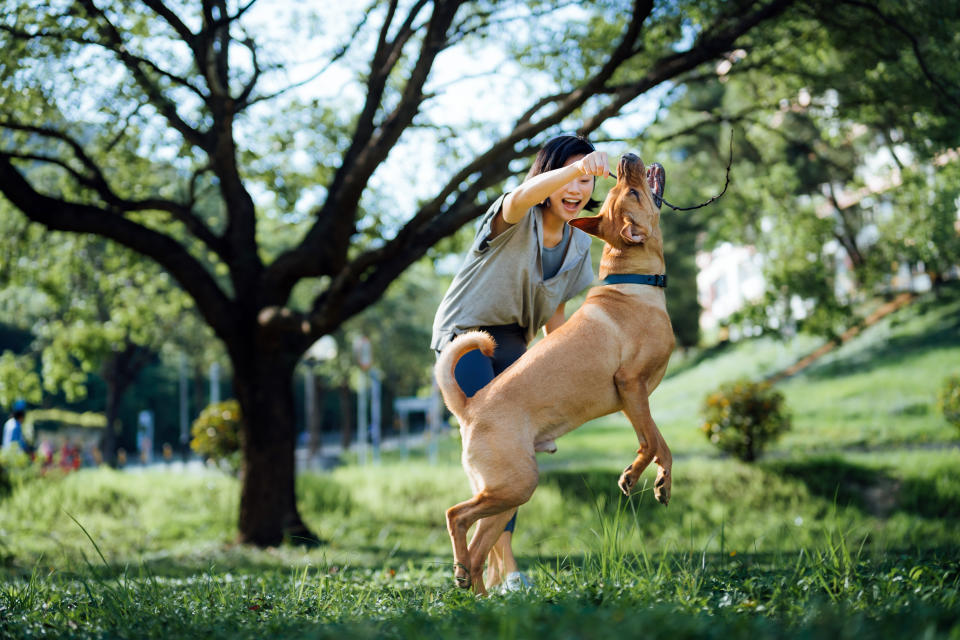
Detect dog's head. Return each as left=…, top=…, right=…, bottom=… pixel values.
left=569, top=153, right=664, bottom=275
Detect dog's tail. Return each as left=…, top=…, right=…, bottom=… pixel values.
left=434, top=330, right=496, bottom=419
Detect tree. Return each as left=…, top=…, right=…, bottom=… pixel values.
left=640, top=0, right=960, bottom=337
left=0, top=201, right=218, bottom=463
left=1, top=0, right=936, bottom=545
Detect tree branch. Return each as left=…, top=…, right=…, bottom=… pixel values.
left=76, top=0, right=210, bottom=150
left=0, top=154, right=237, bottom=345
left=580, top=0, right=797, bottom=135
left=141, top=0, right=198, bottom=49
left=242, top=3, right=378, bottom=108
left=262, top=0, right=458, bottom=301
left=309, top=0, right=802, bottom=328
left=838, top=0, right=960, bottom=113
left=0, top=120, right=225, bottom=254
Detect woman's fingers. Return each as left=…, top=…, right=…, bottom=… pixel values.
left=577, top=150, right=609, bottom=177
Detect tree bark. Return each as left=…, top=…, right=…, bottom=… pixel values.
left=232, top=350, right=315, bottom=546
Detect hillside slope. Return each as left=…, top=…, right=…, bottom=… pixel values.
left=550, top=283, right=960, bottom=463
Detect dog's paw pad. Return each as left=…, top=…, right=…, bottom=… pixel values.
left=653, top=473, right=671, bottom=505
left=617, top=471, right=636, bottom=496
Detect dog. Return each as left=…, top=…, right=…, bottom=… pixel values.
left=435, top=153, right=675, bottom=594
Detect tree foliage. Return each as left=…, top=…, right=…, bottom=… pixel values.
left=0, top=198, right=219, bottom=461
left=641, top=0, right=960, bottom=338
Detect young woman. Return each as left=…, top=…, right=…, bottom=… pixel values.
left=431, top=135, right=664, bottom=591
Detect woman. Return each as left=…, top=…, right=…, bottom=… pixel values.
left=431, top=135, right=664, bottom=591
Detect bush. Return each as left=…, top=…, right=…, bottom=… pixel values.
left=938, top=374, right=960, bottom=432
left=0, top=461, right=8, bottom=499
left=0, top=447, right=45, bottom=500
left=700, top=379, right=791, bottom=462
left=190, top=400, right=244, bottom=472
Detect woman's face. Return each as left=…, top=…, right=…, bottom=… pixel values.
left=543, top=154, right=594, bottom=222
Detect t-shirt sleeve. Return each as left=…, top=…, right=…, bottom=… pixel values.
left=472, top=193, right=524, bottom=254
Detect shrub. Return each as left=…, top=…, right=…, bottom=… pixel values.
left=700, top=379, right=791, bottom=462
left=938, top=374, right=960, bottom=432
left=0, top=447, right=45, bottom=500
left=190, top=400, right=244, bottom=472
left=0, top=461, right=8, bottom=499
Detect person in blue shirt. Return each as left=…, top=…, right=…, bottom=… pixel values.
left=2, top=399, right=28, bottom=452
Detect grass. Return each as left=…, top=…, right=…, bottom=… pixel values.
left=2, top=285, right=960, bottom=638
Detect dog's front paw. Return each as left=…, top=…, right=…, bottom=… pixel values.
left=618, top=465, right=638, bottom=496
left=654, top=468, right=671, bottom=506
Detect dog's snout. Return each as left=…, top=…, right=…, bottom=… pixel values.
left=619, top=153, right=645, bottom=180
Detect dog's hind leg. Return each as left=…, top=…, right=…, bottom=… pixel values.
left=446, top=464, right=537, bottom=594
left=467, top=510, right=521, bottom=594
left=614, top=371, right=671, bottom=505
left=447, top=492, right=528, bottom=593
left=446, top=494, right=487, bottom=590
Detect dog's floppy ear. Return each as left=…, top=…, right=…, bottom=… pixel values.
left=569, top=216, right=602, bottom=238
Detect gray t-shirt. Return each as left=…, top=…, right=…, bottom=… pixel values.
left=431, top=193, right=595, bottom=351
left=541, top=223, right=570, bottom=280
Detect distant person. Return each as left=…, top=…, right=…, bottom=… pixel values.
left=2, top=399, right=28, bottom=452
left=431, top=134, right=666, bottom=591
left=59, top=440, right=81, bottom=471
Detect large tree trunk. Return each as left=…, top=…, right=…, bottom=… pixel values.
left=232, top=352, right=315, bottom=546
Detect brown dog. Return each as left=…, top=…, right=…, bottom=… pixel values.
left=435, top=153, right=675, bottom=594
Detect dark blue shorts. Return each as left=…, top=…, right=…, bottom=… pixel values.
left=448, top=323, right=527, bottom=533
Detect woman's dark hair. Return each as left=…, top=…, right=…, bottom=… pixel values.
left=526, top=135, right=601, bottom=211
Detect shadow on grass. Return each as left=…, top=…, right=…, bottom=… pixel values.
left=763, top=457, right=960, bottom=520
left=538, top=468, right=662, bottom=515
left=0, top=544, right=447, bottom=581
left=663, top=339, right=737, bottom=379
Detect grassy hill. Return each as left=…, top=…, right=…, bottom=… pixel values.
left=551, top=282, right=960, bottom=460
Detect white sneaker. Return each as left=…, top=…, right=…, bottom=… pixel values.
left=501, top=571, right=531, bottom=592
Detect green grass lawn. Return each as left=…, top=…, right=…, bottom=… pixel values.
left=2, top=285, right=960, bottom=638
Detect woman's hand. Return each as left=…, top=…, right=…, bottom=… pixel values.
left=499, top=148, right=608, bottom=230
left=575, top=150, right=610, bottom=177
